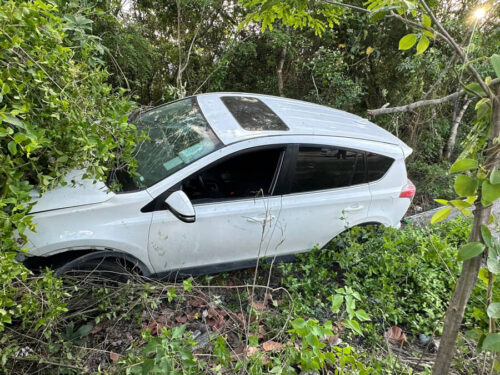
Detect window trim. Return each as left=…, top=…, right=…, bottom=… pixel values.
left=285, top=143, right=369, bottom=196
left=141, top=144, right=291, bottom=212
left=115, top=96, right=223, bottom=194
left=283, top=143, right=396, bottom=196
left=220, top=96, right=289, bottom=131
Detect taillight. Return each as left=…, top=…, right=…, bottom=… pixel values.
left=400, top=180, right=416, bottom=199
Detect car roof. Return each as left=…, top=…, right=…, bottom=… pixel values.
left=196, top=92, right=412, bottom=157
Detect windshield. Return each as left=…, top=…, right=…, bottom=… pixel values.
left=114, top=98, right=222, bottom=191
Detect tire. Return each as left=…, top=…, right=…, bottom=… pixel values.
left=57, top=256, right=141, bottom=283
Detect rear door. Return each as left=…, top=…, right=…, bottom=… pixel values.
left=275, top=144, right=372, bottom=254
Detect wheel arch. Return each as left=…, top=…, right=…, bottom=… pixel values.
left=321, top=221, right=385, bottom=249
left=23, top=249, right=152, bottom=277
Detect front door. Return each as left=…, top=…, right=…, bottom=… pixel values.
left=147, top=146, right=288, bottom=273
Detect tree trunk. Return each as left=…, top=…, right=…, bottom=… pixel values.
left=175, top=0, right=186, bottom=98
left=432, top=86, right=500, bottom=375
left=444, top=97, right=472, bottom=160
left=277, top=45, right=287, bottom=97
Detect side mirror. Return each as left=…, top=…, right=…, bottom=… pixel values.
left=165, top=191, right=195, bottom=223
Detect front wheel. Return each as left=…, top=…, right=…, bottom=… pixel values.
left=56, top=256, right=142, bottom=283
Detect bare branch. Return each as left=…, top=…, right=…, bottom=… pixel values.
left=368, top=91, right=464, bottom=116
left=422, top=53, right=457, bottom=99
left=321, top=0, right=369, bottom=13
left=388, top=11, right=448, bottom=42
left=368, top=78, right=499, bottom=116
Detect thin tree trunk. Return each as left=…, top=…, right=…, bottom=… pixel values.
left=176, top=0, right=186, bottom=98
left=432, top=86, right=500, bottom=375
left=277, top=45, right=287, bottom=97
left=444, top=97, right=472, bottom=160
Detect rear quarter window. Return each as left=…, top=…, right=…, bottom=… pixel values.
left=366, top=152, right=394, bottom=182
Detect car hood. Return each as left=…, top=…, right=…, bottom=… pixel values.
left=29, top=170, right=115, bottom=213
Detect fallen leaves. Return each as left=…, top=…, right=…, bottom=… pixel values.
left=90, top=323, right=104, bottom=335
left=250, top=301, right=267, bottom=311
left=147, top=321, right=164, bottom=336
left=262, top=340, right=282, bottom=351
left=384, top=326, right=408, bottom=347
left=327, top=333, right=341, bottom=346
left=109, top=352, right=120, bottom=362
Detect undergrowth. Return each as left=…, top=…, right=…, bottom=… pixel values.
left=1, top=216, right=490, bottom=374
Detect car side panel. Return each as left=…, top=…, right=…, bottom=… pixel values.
left=368, top=157, right=410, bottom=228
left=26, top=191, right=155, bottom=272
left=149, top=196, right=284, bottom=272
left=276, top=184, right=372, bottom=253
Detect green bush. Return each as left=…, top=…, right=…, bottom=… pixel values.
left=0, top=0, right=139, bottom=344
left=407, top=160, right=454, bottom=208
left=281, top=217, right=471, bottom=336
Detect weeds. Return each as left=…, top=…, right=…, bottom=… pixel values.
left=0, top=216, right=489, bottom=374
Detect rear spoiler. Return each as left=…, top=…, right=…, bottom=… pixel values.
left=399, top=143, right=413, bottom=158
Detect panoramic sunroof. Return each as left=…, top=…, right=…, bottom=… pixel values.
left=221, top=96, right=289, bottom=131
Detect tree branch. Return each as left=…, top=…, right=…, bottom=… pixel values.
left=420, top=0, right=492, bottom=99
left=387, top=11, right=448, bottom=42
left=368, top=78, right=499, bottom=116
left=368, top=91, right=464, bottom=116
left=321, top=0, right=369, bottom=13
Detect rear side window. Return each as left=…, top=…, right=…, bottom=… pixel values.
left=291, top=146, right=365, bottom=193
left=366, top=153, right=394, bottom=182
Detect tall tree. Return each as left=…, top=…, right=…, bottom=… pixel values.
left=239, top=0, right=500, bottom=373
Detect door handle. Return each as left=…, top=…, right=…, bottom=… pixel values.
left=344, top=204, right=363, bottom=212
left=247, top=215, right=276, bottom=223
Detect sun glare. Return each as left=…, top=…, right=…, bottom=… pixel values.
left=474, top=8, right=486, bottom=19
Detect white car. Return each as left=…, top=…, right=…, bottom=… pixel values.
left=21, top=93, right=415, bottom=277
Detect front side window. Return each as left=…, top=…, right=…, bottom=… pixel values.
left=182, top=148, right=283, bottom=203
left=114, top=98, right=222, bottom=191
left=291, top=146, right=365, bottom=193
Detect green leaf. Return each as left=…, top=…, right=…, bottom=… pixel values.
left=490, top=170, right=500, bottom=184
left=450, top=158, right=478, bottom=173
left=423, top=29, right=434, bottom=38
left=416, top=35, right=430, bottom=55
left=3, top=115, right=26, bottom=129
left=478, top=267, right=491, bottom=285
left=454, top=175, right=479, bottom=197
left=483, top=333, right=500, bottom=352
left=422, top=14, right=431, bottom=28
left=491, top=54, right=500, bottom=79
left=345, top=295, right=356, bottom=318
left=398, top=34, right=417, bottom=50
left=476, top=100, right=490, bottom=120
left=481, top=225, right=492, bottom=248
left=450, top=200, right=472, bottom=209
left=457, top=242, right=485, bottom=261
left=354, top=309, right=370, bottom=322
left=329, top=294, right=344, bottom=314
left=343, top=319, right=363, bottom=336
left=488, top=254, right=500, bottom=274
left=459, top=208, right=472, bottom=216
left=465, top=82, right=486, bottom=97
left=431, top=208, right=451, bottom=224
left=434, top=199, right=449, bottom=205
left=487, top=303, right=500, bottom=319
left=7, top=141, right=16, bottom=155
left=482, top=181, right=500, bottom=206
